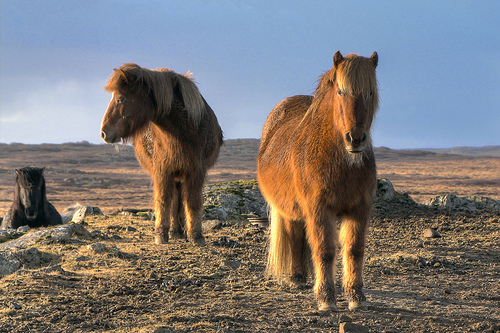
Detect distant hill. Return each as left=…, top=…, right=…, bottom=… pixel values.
left=220, top=140, right=500, bottom=159
left=421, top=146, right=500, bottom=157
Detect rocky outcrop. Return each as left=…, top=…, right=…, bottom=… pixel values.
left=203, top=181, right=267, bottom=220
left=61, top=204, right=104, bottom=223
left=426, top=193, right=500, bottom=212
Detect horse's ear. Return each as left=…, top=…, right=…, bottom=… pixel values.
left=333, top=51, right=344, bottom=69
left=15, top=169, right=20, bottom=176
left=370, top=52, right=378, bottom=68
left=118, top=69, right=132, bottom=85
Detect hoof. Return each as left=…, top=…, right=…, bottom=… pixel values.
left=169, top=230, right=183, bottom=240
left=318, top=300, right=338, bottom=312
left=155, top=234, right=168, bottom=245
left=348, top=300, right=367, bottom=311
left=290, top=273, right=307, bottom=288
left=346, top=288, right=367, bottom=311
left=190, top=235, right=206, bottom=246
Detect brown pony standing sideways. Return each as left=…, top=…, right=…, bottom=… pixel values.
left=100, top=64, right=223, bottom=245
left=257, top=51, right=379, bottom=311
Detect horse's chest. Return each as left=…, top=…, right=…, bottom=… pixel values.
left=321, top=164, right=376, bottom=208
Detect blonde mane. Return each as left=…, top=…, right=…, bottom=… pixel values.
left=311, top=53, right=379, bottom=113
left=105, top=63, right=205, bottom=127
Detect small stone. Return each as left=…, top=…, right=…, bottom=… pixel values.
left=110, top=235, right=122, bottom=240
left=222, top=260, right=245, bottom=269
left=88, top=242, right=106, bottom=253
left=340, top=322, right=369, bottom=333
left=423, top=228, right=441, bottom=238
left=17, top=225, right=31, bottom=233
left=339, top=314, right=353, bottom=323
left=126, top=226, right=137, bottom=232
left=153, top=326, right=173, bottom=333
left=9, top=302, right=22, bottom=310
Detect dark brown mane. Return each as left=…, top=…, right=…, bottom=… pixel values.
left=16, top=166, right=44, bottom=187
left=105, top=63, right=206, bottom=128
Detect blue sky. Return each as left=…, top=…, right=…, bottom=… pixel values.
left=1, top=0, right=499, bottom=148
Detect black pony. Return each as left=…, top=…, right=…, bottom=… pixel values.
left=0, top=167, right=62, bottom=229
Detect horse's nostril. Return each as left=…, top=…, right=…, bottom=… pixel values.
left=345, top=132, right=352, bottom=143
left=101, top=131, right=106, bottom=140
left=361, top=132, right=367, bottom=143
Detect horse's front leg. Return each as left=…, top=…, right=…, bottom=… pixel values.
left=153, top=175, right=175, bottom=245
left=306, top=210, right=339, bottom=311
left=169, top=182, right=184, bottom=240
left=181, top=176, right=205, bottom=246
left=340, top=208, right=370, bottom=311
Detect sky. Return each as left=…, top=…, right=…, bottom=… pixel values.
left=1, top=1, right=499, bottom=149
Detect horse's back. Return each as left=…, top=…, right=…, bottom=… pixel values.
left=260, top=95, right=312, bottom=153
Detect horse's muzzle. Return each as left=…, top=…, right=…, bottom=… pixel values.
left=101, top=130, right=120, bottom=144
left=25, top=207, right=38, bottom=221
left=345, top=131, right=367, bottom=153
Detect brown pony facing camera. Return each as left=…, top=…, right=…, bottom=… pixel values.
left=258, top=51, right=379, bottom=311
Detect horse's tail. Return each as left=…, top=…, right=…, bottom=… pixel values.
left=266, top=206, right=291, bottom=283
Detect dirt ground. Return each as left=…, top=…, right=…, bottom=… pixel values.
left=0, top=141, right=499, bottom=332
left=0, top=201, right=499, bottom=332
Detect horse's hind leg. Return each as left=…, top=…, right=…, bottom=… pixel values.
left=153, top=175, right=175, bottom=244
left=181, top=177, right=205, bottom=246
left=169, top=182, right=184, bottom=240
left=284, top=219, right=307, bottom=286
left=340, top=210, right=370, bottom=311
left=306, top=210, right=339, bottom=311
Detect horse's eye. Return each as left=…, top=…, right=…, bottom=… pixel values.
left=116, top=95, right=125, bottom=103
left=337, top=90, right=343, bottom=97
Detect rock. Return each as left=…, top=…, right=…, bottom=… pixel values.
left=0, top=251, right=21, bottom=278
left=88, top=242, right=106, bottom=253
left=90, top=230, right=109, bottom=239
left=212, top=236, right=240, bottom=248
left=71, top=205, right=104, bottom=223
left=423, top=228, right=441, bottom=238
left=222, top=260, right=245, bottom=269
left=203, top=181, right=268, bottom=219
left=204, top=206, right=228, bottom=220
left=203, top=220, right=224, bottom=233
left=126, top=226, right=137, bottom=232
left=339, top=315, right=353, bottom=323
left=62, top=204, right=104, bottom=223
left=16, top=248, right=42, bottom=269
left=340, top=322, right=369, bottom=333
left=427, top=194, right=476, bottom=211
left=17, top=225, right=31, bottom=233
left=376, top=178, right=396, bottom=200
left=0, top=224, right=91, bottom=251
left=9, top=302, right=22, bottom=310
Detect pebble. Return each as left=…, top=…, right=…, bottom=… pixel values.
left=88, top=242, right=106, bottom=253
left=222, top=260, right=245, bottom=269
left=340, top=322, right=369, bottom=333
left=339, top=315, right=353, bottom=323
left=17, top=225, right=31, bottom=233
left=423, top=228, right=441, bottom=238
left=9, top=302, right=22, bottom=310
